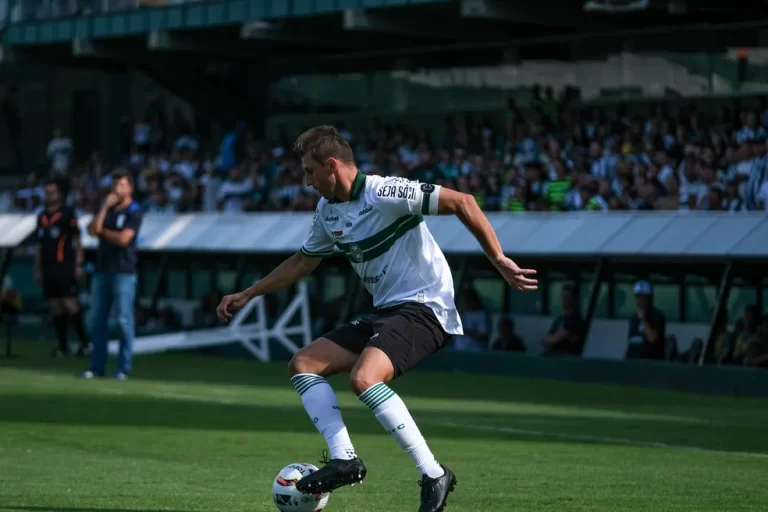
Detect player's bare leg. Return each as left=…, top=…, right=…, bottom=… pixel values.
left=63, top=297, right=89, bottom=356
left=351, top=347, right=456, bottom=512
left=289, top=338, right=367, bottom=494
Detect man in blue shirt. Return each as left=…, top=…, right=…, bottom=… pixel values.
left=82, top=170, right=143, bottom=380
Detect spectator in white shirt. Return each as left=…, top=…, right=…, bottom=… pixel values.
left=47, top=127, right=72, bottom=174
left=217, top=166, right=253, bottom=213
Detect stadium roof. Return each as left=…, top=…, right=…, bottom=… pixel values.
left=4, top=0, right=768, bottom=74
left=2, top=212, right=765, bottom=260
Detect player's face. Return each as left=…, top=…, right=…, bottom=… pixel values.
left=113, top=177, right=133, bottom=200
left=44, top=184, right=61, bottom=207
left=302, top=154, right=336, bottom=200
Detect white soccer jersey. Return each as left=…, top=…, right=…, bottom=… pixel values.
left=300, top=173, right=463, bottom=335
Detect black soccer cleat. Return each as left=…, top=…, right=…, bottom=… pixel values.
left=296, top=451, right=367, bottom=495
left=418, top=464, right=457, bottom=512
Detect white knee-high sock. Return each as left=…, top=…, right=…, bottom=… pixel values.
left=291, top=373, right=357, bottom=461
left=359, top=382, right=444, bottom=479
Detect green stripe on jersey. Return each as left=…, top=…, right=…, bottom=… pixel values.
left=335, top=215, right=423, bottom=263
left=359, top=383, right=396, bottom=410
left=300, top=246, right=334, bottom=258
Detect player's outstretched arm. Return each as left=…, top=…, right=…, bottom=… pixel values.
left=438, top=187, right=538, bottom=291
left=216, top=251, right=322, bottom=323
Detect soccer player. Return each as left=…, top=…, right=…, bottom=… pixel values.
left=216, top=126, right=537, bottom=512
left=35, top=177, right=89, bottom=358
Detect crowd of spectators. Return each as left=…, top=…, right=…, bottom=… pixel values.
left=9, top=89, right=768, bottom=217
left=454, top=281, right=768, bottom=368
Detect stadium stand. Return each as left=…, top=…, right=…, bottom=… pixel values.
left=6, top=91, right=768, bottom=217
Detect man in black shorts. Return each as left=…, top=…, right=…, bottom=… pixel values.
left=35, top=177, right=89, bottom=358
left=216, top=126, right=538, bottom=512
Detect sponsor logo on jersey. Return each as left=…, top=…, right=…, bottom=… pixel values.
left=358, top=204, right=373, bottom=216
left=376, top=185, right=416, bottom=199
left=377, top=184, right=416, bottom=199
left=362, top=265, right=388, bottom=285
left=332, top=230, right=343, bottom=238
left=324, top=215, right=339, bottom=222
left=345, top=221, right=353, bottom=227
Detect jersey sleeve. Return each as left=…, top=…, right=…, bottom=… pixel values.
left=367, top=176, right=441, bottom=216
left=299, top=207, right=335, bottom=258
left=125, top=204, right=143, bottom=233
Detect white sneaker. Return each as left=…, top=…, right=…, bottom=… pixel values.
left=80, top=370, right=96, bottom=379
left=114, top=372, right=128, bottom=381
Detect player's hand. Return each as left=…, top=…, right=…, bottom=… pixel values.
left=216, top=292, right=250, bottom=323
left=493, top=256, right=538, bottom=291
left=104, top=193, right=120, bottom=208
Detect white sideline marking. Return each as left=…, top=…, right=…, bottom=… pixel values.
left=433, top=421, right=768, bottom=459
left=95, top=387, right=768, bottom=460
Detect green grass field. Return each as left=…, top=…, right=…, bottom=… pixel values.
left=1, top=343, right=767, bottom=512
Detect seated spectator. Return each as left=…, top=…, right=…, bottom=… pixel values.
left=701, top=307, right=729, bottom=364
left=625, top=280, right=667, bottom=360
left=453, top=288, right=490, bottom=352
left=743, top=315, right=768, bottom=367
left=726, top=305, right=761, bottom=364
left=541, top=285, right=586, bottom=356
left=492, top=316, right=526, bottom=352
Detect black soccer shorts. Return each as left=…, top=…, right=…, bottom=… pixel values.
left=42, top=270, right=79, bottom=299
left=323, top=302, right=452, bottom=377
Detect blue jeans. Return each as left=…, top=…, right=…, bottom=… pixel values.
left=88, top=272, right=136, bottom=375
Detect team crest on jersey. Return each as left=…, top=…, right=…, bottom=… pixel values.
left=116, top=214, right=125, bottom=228
left=349, top=243, right=364, bottom=262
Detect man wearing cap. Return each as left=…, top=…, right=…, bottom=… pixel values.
left=626, top=280, right=667, bottom=360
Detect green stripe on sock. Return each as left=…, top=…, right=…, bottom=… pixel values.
left=359, top=383, right=386, bottom=405
left=291, top=374, right=328, bottom=396
left=359, top=383, right=395, bottom=410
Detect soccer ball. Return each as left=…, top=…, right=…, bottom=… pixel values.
left=272, top=462, right=330, bottom=512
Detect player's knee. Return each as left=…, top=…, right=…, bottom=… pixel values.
left=348, top=369, right=380, bottom=396
left=288, top=349, right=322, bottom=377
